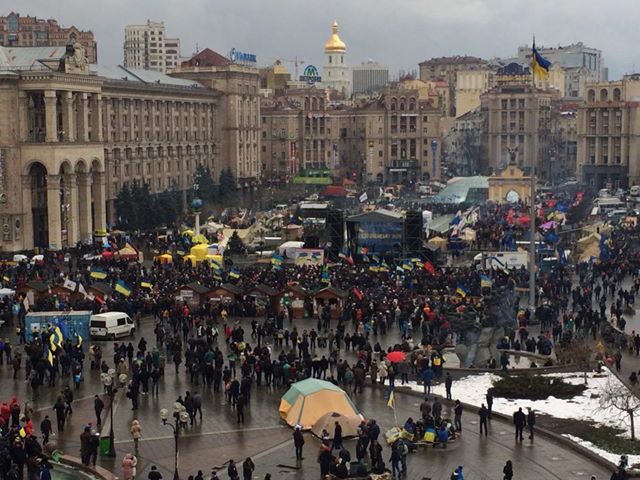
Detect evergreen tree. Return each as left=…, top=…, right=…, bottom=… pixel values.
left=227, top=230, right=245, bottom=255
left=193, top=163, right=216, bottom=202
left=218, top=168, right=237, bottom=199
left=115, top=183, right=133, bottom=228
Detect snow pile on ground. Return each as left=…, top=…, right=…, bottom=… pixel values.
left=563, top=434, right=638, bottom=466
left=400, top=369, right=639, bottom=464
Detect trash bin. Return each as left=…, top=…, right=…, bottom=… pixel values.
left=99, top=436, right=110, bottom=457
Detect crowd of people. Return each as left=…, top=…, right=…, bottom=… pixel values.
left=0, top=185, right=636, bottom=479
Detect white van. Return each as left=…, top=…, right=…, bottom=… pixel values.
left=89, top=312, right=135, bottom=339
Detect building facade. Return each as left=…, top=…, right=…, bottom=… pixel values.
left=455, top=69, right=495, bottom=118
left=172, top=48, right=261, bottom=183
left=418, top=56, right=487, bottom=117
left=260, top=84, right=445, bottom=185
left=123, top=20, right=181, bottom=73
left=0, top=44, right=220, bottom=252
left=352, top=61, right=389, bottom=94
left=0, top=12, right=97, bottom=62
left=577, top=75, right=640, bottom=188
left=481, top=83, right=556, bottom=178
left=322, top=21, right=351, bottom=97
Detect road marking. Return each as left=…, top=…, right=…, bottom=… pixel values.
left=114, top=425, right=285, bottom=444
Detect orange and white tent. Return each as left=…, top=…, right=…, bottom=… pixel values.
left=279, top=378, right=363, bottom=430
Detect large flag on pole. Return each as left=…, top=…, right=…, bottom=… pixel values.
left=531, top=38, right=551, bottom=80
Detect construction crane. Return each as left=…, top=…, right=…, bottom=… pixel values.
left=271, top=57, right=305, bottom=79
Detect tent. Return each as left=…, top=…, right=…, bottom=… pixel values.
left=190, top=244, right=209, bottom=261
left=279, top=378, right=363, bottom=430
left=116, top=243, right=138, bottom=260
left=157, top=254, right=173, bottom=264
left=427, top=236, right=447, bottom=251
left=183, top=254, right=197, bottom=266
left=311, top=412, right=363, bottom=439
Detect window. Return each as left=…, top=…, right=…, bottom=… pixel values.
left=501, top=100, right=508, bottom=110
left=588, top=89, right=596, bottom=102
left=600, top=89, right=608, bottom=102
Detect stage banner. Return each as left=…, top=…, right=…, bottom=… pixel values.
left=357, top=222, right=403, bottom=252
left=294, top=248, right=324, bottom=266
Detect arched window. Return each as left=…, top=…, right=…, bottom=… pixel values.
left=304, top=97, right=310, bottom=110
left=588, top=89, right=596, bottom=102
left=409, top=98, right=416, bottom=111
left=613, top=88, right=621, bottom=101
left=311, top=98, right=318, bottom=110
left=390, top=98, right=397, bottom=110
left=329, top=56, right=332, bottom=64
left=600, top=89, right=608, bottom=102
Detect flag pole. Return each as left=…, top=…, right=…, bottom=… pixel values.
left=529, top=36, right=537, bottom=318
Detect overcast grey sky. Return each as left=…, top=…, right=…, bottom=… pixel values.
left=10, top=0, right=640, bottom=79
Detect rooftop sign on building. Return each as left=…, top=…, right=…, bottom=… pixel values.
left=229, top=48, right=257, bottom=65
left=300, top=65, right=321, bottom=85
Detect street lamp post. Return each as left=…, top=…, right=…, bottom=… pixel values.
left=160, top=403, right=189, bottom=480
left=100, top=369, right=118, bottom=457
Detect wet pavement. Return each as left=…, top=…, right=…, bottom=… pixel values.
left=0, top=313, right=614, bottom=480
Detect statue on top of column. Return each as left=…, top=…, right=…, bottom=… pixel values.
left=506, top=146, right=519, bottom=166
left=62, top=42, right=89, bottom=74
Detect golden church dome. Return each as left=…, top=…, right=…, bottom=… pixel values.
left=324, top=20, right=346, bottom=52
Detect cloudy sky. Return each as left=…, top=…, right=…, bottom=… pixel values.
left=12, top=0, right=640, bottom=79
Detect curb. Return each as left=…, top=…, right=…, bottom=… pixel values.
left=59, top=454, right=117, bottom=480
left=366, top=382, right=621, bottom=476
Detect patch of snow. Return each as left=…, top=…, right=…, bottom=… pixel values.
left=400, top=369, right=640, bottom=461
left=563, top=434, right=639, bottom=468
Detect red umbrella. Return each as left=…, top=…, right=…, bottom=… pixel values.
left=386, top=351, right=406, bottom=363
left=101, top=251, right=114, bottom=259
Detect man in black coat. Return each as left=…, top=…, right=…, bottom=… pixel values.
left=527, top=407, right=536, bottom=440
left=478, top=404, right=489, bottom=436
left=94, top=395, right=104, bottom=426
left=293, top=425, right=304, bottom=460
left=332, top=421, right=343, bottom=451
left=513, top=407, right=526, bottom=441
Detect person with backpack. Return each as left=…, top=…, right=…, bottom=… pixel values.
left=450, top=465, right=464, bottom=480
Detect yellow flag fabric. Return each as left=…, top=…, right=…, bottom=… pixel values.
left=47, top=349, right=53, bottom=366
left=387, top=390, right=395, bottom=409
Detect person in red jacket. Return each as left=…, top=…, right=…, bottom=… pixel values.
left=1, top=402, right=10, bottom=424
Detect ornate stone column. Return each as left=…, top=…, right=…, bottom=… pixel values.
left=64, top=173, right=79, bottom=245
left=77, top=172, right=93, bottom=241
left=44, top=90, right=58, bottom=143
left=46, top=174, right=62, bottom=249
left=92, top=171, right=107, bottom=231
left=18, top=91, right=29, bottom=142
left=21, top=175, right=34, bottom=250
left=61, top=91, right=76, bottom=142
left=93, top=94, right=104, bottom=142
left=77, top=93, right=89, bottom=142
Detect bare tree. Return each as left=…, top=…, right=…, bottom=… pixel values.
left=555, top=339, right=593, bottom=385
left=597, top=377, right=640, bottom=441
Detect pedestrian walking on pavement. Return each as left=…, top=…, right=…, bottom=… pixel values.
left=478, top=404, right=489, bottom=436
left=122, top=453, right=137, bottom=480
left=513, top=407, right=526, bottom=441
left=445, top=372, right=453, bottom=400
left=40, top=415, right=52, bottom=445
left=486, top=388, right=494, bottom=418
left=242, top=457, right=255, bottom=480
left=94, top=395, right=104, bottom=426
left=236, top=393, right=245, bottom=424
left=293, top=425, right=304, bottom=460
left=527, top=407, right=536, bottom=440
left=53, top=397, right=66, bottom=432
left=454, top=400, right=463, bottom=432
left=130, top=419, right=142, bottom=456
left=503, top=459, right=514, bottom=480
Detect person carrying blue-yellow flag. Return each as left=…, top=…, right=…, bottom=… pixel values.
left=531, top=38, right=551, bottom=80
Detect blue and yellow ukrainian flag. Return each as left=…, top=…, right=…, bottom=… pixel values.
left=229, top=268, right=241, bottom=279
left=115, top=280, right=132, bottom=297
left=456, top=284, right=469, bottom=298
left=90, top=267, right=107, bottom=280
left=140, top=279, right=153, bottom=289
left=531, top=39, right=551, bottom=80
left=480, top=274, right=493, bottom=289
